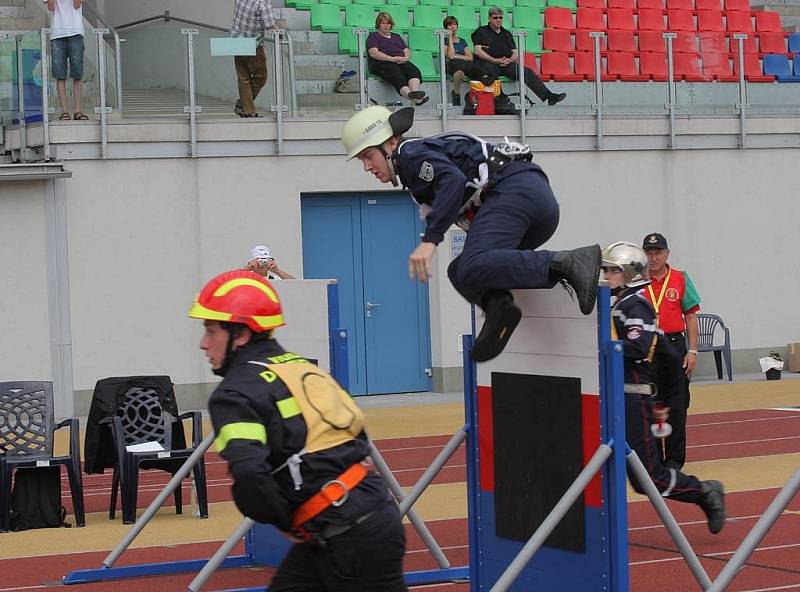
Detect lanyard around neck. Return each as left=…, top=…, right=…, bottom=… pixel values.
left=647, top=267, right=672, bottom=314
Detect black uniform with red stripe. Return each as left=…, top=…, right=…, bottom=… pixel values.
left=208, top=336, right=406, bottom=591
left=612, top=287, right=706, bottom=505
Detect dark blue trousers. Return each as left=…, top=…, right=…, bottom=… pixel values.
left=447, top=163, right=561, bottom=306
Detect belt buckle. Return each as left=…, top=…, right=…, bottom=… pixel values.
left=320, top=478, right=350, bottom=507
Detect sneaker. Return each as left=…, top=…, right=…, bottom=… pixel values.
left=547, top=92, right=567, bottom=106
left=699, top=480, right=726, bottom=534
left=451, top=91, right=461, bottom=107
left=549, top=245, right=601, bottom=315
left=470, top=291, right=522, bottom=363
left=407, top=90, right=426, bottom=101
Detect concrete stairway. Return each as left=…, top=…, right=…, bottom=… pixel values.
left=121, top=89, right=237, bottom=118
left=0, top=0, right=46, bottom=32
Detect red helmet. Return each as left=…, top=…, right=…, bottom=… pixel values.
left=188, top=270, right=284, bottom=332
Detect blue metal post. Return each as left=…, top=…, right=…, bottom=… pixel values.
left=462, top=333, right=479, bottom=592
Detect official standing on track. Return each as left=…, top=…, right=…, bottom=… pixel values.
left=641, top=232, right=701, bottom=470
left=341, top=105, right=601, bottom=362
left=602, top=242, right=725, bottom=534
left=189, top=270, right=407, bottom=591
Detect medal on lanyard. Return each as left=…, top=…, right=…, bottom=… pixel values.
left=647, top=268, right=672, bottom=326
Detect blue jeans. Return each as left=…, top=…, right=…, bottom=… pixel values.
left=51, top=34, right=84, bottom=80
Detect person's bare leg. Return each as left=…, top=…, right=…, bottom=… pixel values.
left=72, top=79, right=83, bottom=115
left=399, top=85, right=410, bottom=98
left=408, top=77, right=421, bottom=92
left=56, top=79, right=68, bottom=115
left=452, top=70, right=464, bottom=95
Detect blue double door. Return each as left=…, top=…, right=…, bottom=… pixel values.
left=301, top=193, right=432, bottom=396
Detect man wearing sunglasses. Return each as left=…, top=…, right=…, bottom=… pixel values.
left=472, top=6, right=567, bottom=106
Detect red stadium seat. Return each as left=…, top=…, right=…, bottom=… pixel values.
left=673, top=51, right=704, bottom=80
left=539, top=51, right=584, bottom=80
left=666, top=0, right=693, bottom=11
left=609, top=0, right=635, bottom=8
left=574, top=50, right=609, bottom=78
left=667, top=9, right=696, bottom=31
left=578, top=0, right=605, bottom=7
left=754, top=11, right=783, bottom=33
left=608, top=8, right=636, bottom=30
left=607, top=51, right=649, bottom=79
left=543, top=28, right=574, bottom=51
left=545, top=7, right=576, bottom=29
left=638, top=30, right=666, bottom=51
left=524, top=51, right=540, bottom=73
left=608, top=29, right=637, bottom=51
left=576, top=29, right=608, bottom=51
left=674, top=31, right=698, bottom=52
left=695, top=0, right=721, bottom=9
left=699, top=31, right=727, bottom=53
left=723, top=0, right=750, bottom=11
left=732, top=52, right=774, bottom=80
left=702, top=52, right=737, bottom=80
left=726, top=10, right=753, bottom=32
left=637, top=0, right=665, bottom=9
left=638, top=8, right=667, bottom=30
left=727, top=32, right=757, bottom=53
left=758, top=31, right=787, bottom=53
left=697, top=10, right=724, bottom=31
left=640, top=50, right=669, bottom=79
left=577, top=7, right=605, bottom=29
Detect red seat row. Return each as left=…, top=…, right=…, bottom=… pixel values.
left=544, top=6, right=782, bottom=33
left=577, top=0, right=750, bottom=10
left=528, top=50, right=775, bottom=81
left=545, top=29, right=789, bottom=54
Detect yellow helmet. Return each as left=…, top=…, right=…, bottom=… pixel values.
left=340, top=106, right=415, bottom=160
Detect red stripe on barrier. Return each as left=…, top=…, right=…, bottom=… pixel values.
left=581, top=393, right=603, bottom=508
left=477, top=385, right=494, bottom=492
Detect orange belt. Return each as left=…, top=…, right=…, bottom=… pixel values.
left=292, top=461, right=369, bottom=538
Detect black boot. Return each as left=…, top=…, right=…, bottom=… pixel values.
left=451, top=91, right=461, bottom=107
left=549, top=245, right=601, bottom=315
left=547, top=92, right=567, bottom=106
left=700, top=480, right=726, bottom=534
left=470, top=291, right=522, bottom=363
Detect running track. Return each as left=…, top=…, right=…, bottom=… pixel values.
left=4, top=408, right=800, bottom=591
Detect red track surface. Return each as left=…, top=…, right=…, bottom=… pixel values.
left=4, top=408, right=800, bottom=591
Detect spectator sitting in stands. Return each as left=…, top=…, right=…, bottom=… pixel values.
left=443, top=15, right=491, bottom=107
left=367, top=12, right=429, bottom=106
left=472, top=6, right=566, bottom=106
left=245, top=245, right=295, bottom=279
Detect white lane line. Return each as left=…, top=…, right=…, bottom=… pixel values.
left=691, top=414, right=800, bottom=429
left=688, top=435, right=800, bottom=449
left=630, top=541, right=800, bottom=566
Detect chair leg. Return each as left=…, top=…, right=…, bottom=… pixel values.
left=110, top=467, right=119, bottom=520
left=193, top=458, right=209, bottom=519
left=122, top=460, right=140, bottom=525
left=724, top=347, right=733, bottom=381
left=65, top=460, right=86, bottom=527
left=713, top=351, right=723, bottom=380
left=0, top=464, right=10, bottom=532
left=174, top=474, right=183, bottom=515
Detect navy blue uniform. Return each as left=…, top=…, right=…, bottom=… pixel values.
left=394, top=132, right=560, bottom=306
left=612, top=288, right=706, bottom=505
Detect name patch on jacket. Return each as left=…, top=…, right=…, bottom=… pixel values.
left=419, top=161, right=434, bottom=182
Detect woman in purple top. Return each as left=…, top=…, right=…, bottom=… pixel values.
left=367, top=12, right=429, bottom=106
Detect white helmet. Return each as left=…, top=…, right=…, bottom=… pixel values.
left=340, top=106, right=415, bottom=160
left=601, top=241, right=650, bottom=288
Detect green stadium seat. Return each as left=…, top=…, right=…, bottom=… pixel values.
left=447, top=6, right=480, bottom=28
left=388, top=0, right=419, bottom=5
left=512, top=8, right=544, bottom=29
left=411, top=49, right=441, bottom=79
left=321, top=0, right=351, bottom=6
left=346, top=3, right=377, bottom=27
left=515, top=0, right=546, bottom=8
left=382, top=4, right=413, bottom=28
left=452, top=0, right=482, bottom=6
left=338, top=28, right=359, bottom=54
left=512, top=29, right=542, bottom=51
left=419, top=0, right=450, bottom=6
left=408, top=27, right=442, bottom=52
left=413, top=4, right=446, bottom=27
left=287, top=0, right=319, bottom=10
left=546, top=0, right=576, bottom=9
left=354, top=0, right=385, bottom=5
left=311, top=4, right=343, bottom=31
left=486, top=0, right=515, bottom=10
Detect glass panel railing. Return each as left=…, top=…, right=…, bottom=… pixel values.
left=18, top=29, right=44, bottom=123
left=0, top=34, right=17, bottom=127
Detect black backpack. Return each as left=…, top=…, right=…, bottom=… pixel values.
left=9, top=467, right=71, bottom=531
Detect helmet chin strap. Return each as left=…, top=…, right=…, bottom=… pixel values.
left=379, top=145, right=398, bottom=187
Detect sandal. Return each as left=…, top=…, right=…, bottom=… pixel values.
left=58, top=112, right=71, bottom=120
left=73, top=112, right=89, bottom=120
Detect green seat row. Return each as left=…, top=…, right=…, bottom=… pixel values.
left=292, top=0, right=574, bottom=9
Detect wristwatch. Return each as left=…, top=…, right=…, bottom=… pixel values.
left=687, top=349, right=698, bottom=355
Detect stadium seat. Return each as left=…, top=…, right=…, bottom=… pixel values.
left=513, top=8, right=545, bottom=29
left=702, top=52, right=737, bottom=80
left=726, top=11, right=753, bottom=33
left=383, top=4, right=412, bottom=28
left=608, top=0, right=635, bottom=8
left=540, top=51, right=584, bottom=79
left=346, top=4, right=377, bottom=27
left=699, top=31, right=727, bottom=53
left=638, top=8, right=667, bottom=31
left=608, top=29, right=636, bottom=51
left=413, top=4, right=445, bottom=26
left=732, top=52, right=774, bottom=80
left=763, top=53, right=800, bottom=80
left=637, top=0, right=665, bottom=9
left=420, top=0, right=449, bottom=5
left=607, top=8, right=636, bottom=30
left=673, top=51, right=704, bottom=80
left=666, top=0, right=693, bottom=11
left=514, top=30, right=543, bottom=51
left=547, top=0, right=578, bottom=9
left=321, top=0, right=350, bottom=6
left=524, top=51, right=540, bottom=72
left=637, top=29, right=666, bottom=51
left=544, top=6, right=576, bottom=28
left=695, top=0, right=721, bottom=8
left=576, top=7, right=605, bottom=29
left=674, top=31, right=697, bottom=52
left=389, top=0, right=419, bottom=6
left=794, top=54, right=800, bottom=76
left=447, top=5, right=478, bottom=27
left=516, top=0, right=547, bottom=8
left=573, top=50, right=609, bottom=78
left=667, top=9, right=695, bottom=31
left=411, top=49, right=441, bottom=79
left=728, top=32, right=757, bottom=53
left=338, top=28, right=359, bottom=54
left=543, top=28, right=574, bottom=50
left=355, top=0, right=385, bottom=6
left=408, top=28, right=440, bottom=52
left=311, top=4, right=343, bottom=31
left=578, top=0, right=604, bottom=8
left=754, top=11, right=783, bottom=33
left=290, top=0, right=319, bottom=10
left=758, top=32, right=787, bottom=54
left=723, top=0, right=750, bottom=11
left=640, top=50, right=668, bottom=79
left=452, top=0, right=481, bottom=6
left=697, top=10, right=724, bottom=31
left=576, top=29, right=608, bottom=51
left=789, top=33, right=800, bottom=54
left=607, top=51, right=649, bottom=79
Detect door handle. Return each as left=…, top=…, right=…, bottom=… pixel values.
left=366, top=301, right=381, bottom=317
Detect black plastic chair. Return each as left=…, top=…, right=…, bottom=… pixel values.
left=105, top=385, right=209, bottom=524
left=697, top=313, right=733, bottom=381
left=0, top=381, right=85, bottom=532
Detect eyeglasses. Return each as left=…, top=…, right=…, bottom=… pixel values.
left=601, top=266, right=623, bottom=273
left=491, top=15, right=504, bottom=19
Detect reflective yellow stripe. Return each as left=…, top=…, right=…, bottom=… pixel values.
left=214, top=422, right=267, bottom=452
left=213, top=278, right=280, bottom=303
left=276, top=397, right=302, bottom=419
left=251, top=313, right=284, bottom=329
left=188, top=300, right=233, bottom=322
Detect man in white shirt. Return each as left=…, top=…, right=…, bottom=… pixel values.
left=48, top=0, right=87, bottom=121
left=245, top=245, right=295, bottom=280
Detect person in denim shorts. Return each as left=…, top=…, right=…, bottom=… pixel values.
left=48, top=0, right=87, bottom=120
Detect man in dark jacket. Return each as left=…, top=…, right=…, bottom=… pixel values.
left=189, top=269, right=406, bottom=591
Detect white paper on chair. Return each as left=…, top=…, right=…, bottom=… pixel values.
left=125, top=441, right=166, bottom=453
